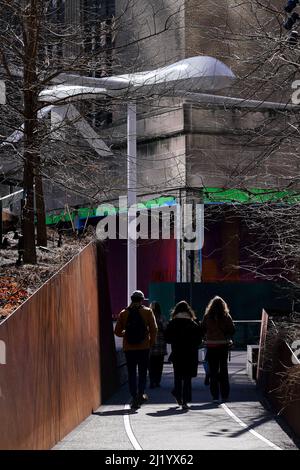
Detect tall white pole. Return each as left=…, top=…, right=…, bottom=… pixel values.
left=127, top=102, right=137, bottom=305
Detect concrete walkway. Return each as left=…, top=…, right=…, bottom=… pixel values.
left=54, top=351, right=298, bottom=450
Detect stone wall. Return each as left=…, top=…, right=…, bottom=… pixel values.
left=115, top=0, right=289, bottom=101
left=114, top=0, right=185, bottom=71
left=104, top=97, right=299, bottom=196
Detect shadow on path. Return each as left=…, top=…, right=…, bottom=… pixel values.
left=92, top=409, right=135, bottom=417
left=146, top=407, right=188, bottom=417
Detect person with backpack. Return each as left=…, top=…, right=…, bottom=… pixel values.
left=200, top=296, right=235, bottom=404
left=148, top=301, right=167, bottom=388
left=114, top=290, right=158, bottom=410
left=165, top=301, right=202, bottom=410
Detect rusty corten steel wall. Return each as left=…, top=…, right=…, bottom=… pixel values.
left=0, top=243, right=101, bottom=449
left=265, top=339, right=300, bottom=439
left=258, top=313, right=300, bottom=439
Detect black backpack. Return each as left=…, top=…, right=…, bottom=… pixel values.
left=125, top=305, right=147, bottom=344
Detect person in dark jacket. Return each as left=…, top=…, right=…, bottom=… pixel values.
left=148, top=301, right=167, bottom=388
left=200, top=296, right=235, bottom=404
left=165, top=301, right=202, bottom=410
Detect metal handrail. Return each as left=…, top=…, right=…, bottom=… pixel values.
left=233, top=320, right=262, bottom=323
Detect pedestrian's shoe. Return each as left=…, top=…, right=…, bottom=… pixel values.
left=181, top=403, right=190, bottom=410
left=171, top=390, right=182, bottom=406
left=138, top=393, right=149, bottom=405
left=220, top=397, right=228, bottom=403
left=212, top=399, right=220, bottom=405
left=130, top=397, right=141, bottom=410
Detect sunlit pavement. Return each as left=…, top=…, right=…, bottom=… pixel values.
left=54, top=351, right=298, bottom=450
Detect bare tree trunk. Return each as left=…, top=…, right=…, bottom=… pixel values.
left=35, top=164, right=47, bottom=247
left=22, top=0, right=40, bottom=264
left=22, top=150, right=36, bottom=263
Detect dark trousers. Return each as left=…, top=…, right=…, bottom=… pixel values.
left=149, top=355, right=164, bottom=386
left=125, top=349, right=150, bottom=398
left=206, top=347, right=230, bottom=400
left=173, top=368, right=192, bottom=404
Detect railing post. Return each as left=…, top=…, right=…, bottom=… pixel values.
left=257, top=309, right=269, bottom=382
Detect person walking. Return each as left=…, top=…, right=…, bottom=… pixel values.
left=200, top=296, right=235, bottom=404
left=148, top=301, right=167, bottom=388
left=165, top=301, right=202, bottom=410
left=114, top=290, right=158, bottom=410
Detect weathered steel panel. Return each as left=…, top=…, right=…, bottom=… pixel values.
left=0, top=243, right=101, bottom=449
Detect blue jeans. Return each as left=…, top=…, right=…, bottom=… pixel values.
left=125, top=349, right=150, bottom=398
left=203, top=348, right=210, bottom=374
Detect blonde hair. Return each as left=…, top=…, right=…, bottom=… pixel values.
left=204, top=296, right=230, bottom=320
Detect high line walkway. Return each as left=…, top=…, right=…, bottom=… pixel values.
left=54, top=351, right=298, bottom=450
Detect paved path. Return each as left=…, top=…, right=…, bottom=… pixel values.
left=54, top=351, right=298, bottom=450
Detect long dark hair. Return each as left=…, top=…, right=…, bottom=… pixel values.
left=204, top=296, right=230, bottom=320
left=171, top=300, right=196, bottom=320
left=150, top=301, right=162, bottom=321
